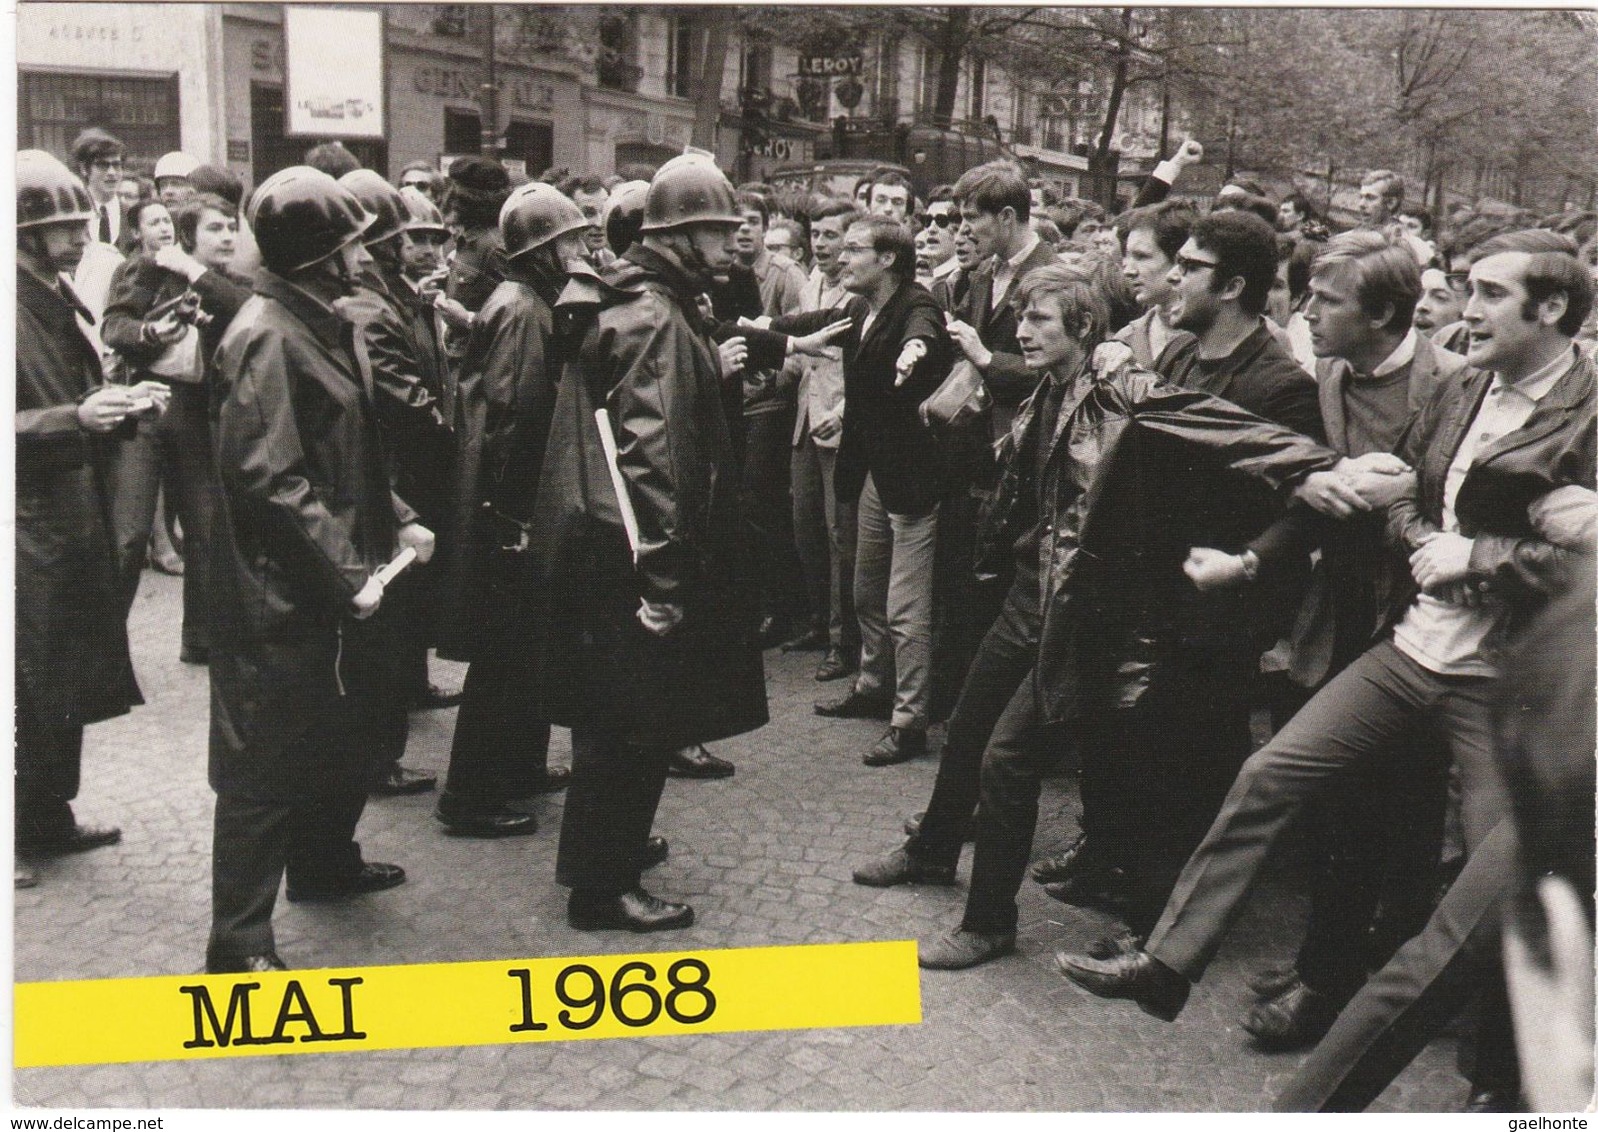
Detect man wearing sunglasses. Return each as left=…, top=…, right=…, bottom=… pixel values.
left=918, top=188, right=960, bottom=299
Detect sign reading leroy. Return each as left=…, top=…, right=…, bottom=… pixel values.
left=798, top=50, right=863, bottom=77
left=283, top=6, right=385, bottom=139
left=15, top=941, right=921, bottom=1067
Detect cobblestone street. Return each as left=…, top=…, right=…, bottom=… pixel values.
left=15, top=570, right=1468, bottom=1112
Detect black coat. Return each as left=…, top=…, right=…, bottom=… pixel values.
left=977, top=354, right=1340, bottom=726
left=208, top=271, right=416, bottom=801
left=15, top=267, right=142, bottom=727
left=524, top=245, right=767, bottom=748
left=773, top=281, right=953, bottom=516
left=101, top=255, right=253, bottom=383
left=434, top=259, right=567, bottom=663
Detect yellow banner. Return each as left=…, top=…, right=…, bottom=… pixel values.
left=15, top=940, right=921, bottom=1067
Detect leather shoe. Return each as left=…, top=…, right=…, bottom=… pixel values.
left=286, top=861, right=406, bottom=903
left=1042, top=861, right=1130, bottom=912
left=1463, top=1087, right=1520, bottom=1113
left=642, top=836, right=669, bottom=870
left=17, top=822, right=121, bottom=857
left=919, top=929, right=1017, bottom=970
left=15, top=863, right=37, bottom=889
left=568, top=887, right=694, bottom=932
left=863, top=726, right=926, bottom=766
left=1085, top=926, right=1144, bottom=960
left=852, top=845, right=957, bottom=887
left=412, top=683, right=464, bottom=710
left=1241, top=975, right=1341, bottom=1051
left=372, top=765, right=437, bottom=796
left=1246, top=961, right=1301, bottom=1000
left=814, top=647, right=857, bottom=682
left=814, top=687, right=891, bottom=719
left=180, top=645, right=209, bottom=665
left=1030, top=832, right=1093, bottom=884
left=667, top=745, right=735, bottom=779
left=206, top=951, right=288, bottom=974
left=1054, top=948, right=1190, bottom=1022
left=436, top=802, right=538, bottom=838
left=903, top=810, right=977, bottom=842
left=527, top=766, right=572, bottom=795
left=780, top=627, right=829, bottom=653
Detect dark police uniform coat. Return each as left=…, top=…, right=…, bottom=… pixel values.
left=526, top=244, right=767, bottom=749
left=16, top=266, right=142, bottom=727
left=208, top=271, right=416, bottom=802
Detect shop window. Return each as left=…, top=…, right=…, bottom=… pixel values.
left=597, top=14, right=641, bottom=94
left=445, top=108, right=552, bottom=177
left=20, top=70, right=179, bottom=168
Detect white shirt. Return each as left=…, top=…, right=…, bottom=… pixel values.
left=1370, top=327, right=1418, bottom=378
left=990, top=232, right=1041, bottom=313
left=1392, top=347, right=1574, bottom=676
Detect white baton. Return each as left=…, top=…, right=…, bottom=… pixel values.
left=594, top=408, right=641, bottom=563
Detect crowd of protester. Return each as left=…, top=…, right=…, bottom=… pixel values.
left=15, top=121, right=1597, bottom=1112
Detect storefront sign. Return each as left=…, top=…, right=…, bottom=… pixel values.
left=797, top=52, right=862, bottom=77
left=284, top=7, right=385, bottom=139
left=412, top=68, right=555, bottom=112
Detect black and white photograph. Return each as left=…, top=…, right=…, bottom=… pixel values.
left=10, top=1, right=1598, bottom=1118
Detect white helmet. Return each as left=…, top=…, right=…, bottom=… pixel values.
left=154, top=151, right=201, bottom=182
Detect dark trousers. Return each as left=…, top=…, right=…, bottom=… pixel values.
left=441, top=658, right=552, bottom=808
left=959, top=668, right=1064, bottom=934
left=1274, top=819, right=1520, bottom=1111
left=742, top=406, right=803, bottom=625
left=1294, top=732, right=1452, bottom=998
left=929, top=430, right=1001, bottom=723
left=556, top=728, right=671, bottom=895
left=1147, top=639, right=1507, bottom=980
left=1079, top=699, right=1253, bottom=936
left=105, top=416, right=162, bottom=612
left=15, top=695, right=84, bottom=846
left=208, top=789, right=368, bottom=961
left=911, top=583, right=1040, bottom=867
left=165, top=382, right=217, bottom=654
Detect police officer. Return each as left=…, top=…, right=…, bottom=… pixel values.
left=528, top=156, right=768, bottom=931
left=337, top=169, right=454, bottom=796
left=205, top=167, right=434, bottom=972
left=433, top=183, right=590, bottom=837
left=15, top=152, right=151, bottom=887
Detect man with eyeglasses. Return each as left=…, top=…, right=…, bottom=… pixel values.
left=397, top=161, right=441, bottom=201
left=1051, top=210, right=1329, bottom=934
left=71, top=128, right=133, bottom=253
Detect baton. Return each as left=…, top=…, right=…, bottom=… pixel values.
left=594, top=409, right=641, bottom=563
left=373, top=546, right=417, bottom=587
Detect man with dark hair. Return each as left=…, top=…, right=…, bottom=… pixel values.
left=1278, top=191, right=1318, bottom=238
left=948, top=160, right=1059, bottom=434
left=1061, top=231, right=1597, bottom=1049
left=1113, top=201, right=1199, bottom=368
left=304, top=141, right=361, bottom=180
left=783, top=216, right=953, bottom=767
left=436, top=157, right=513, bottom=369
left=71, top=127, right=130, bottom=250
left=1049, top=208, right=1327, bottom=931
left=856, top=261, right=1355, bottom=970
left=789, top=200, right=863, bottom=682
left=869, top=170, right=914, bottom=223
left=732, top=189, right=810, bottom=650
left=919, top=186, right=960, bottom=297
left=1397, top=204, right=1433, bottom=243
left=559, top=174, right=613, bottom=266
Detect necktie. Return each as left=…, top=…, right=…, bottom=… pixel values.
left=98, top=205, right=112, bottom=245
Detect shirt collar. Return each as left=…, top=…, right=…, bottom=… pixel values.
left=931, top=256, right=960, bottom=281
left=1495, top=344, right=1577, bottom=403
left=1006, top=232, right=1041, bottom=271
left=1370, top=328, right=1418, bottom=378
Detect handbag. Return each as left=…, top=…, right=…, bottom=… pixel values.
left=918, top=357, right=991, bottom=431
